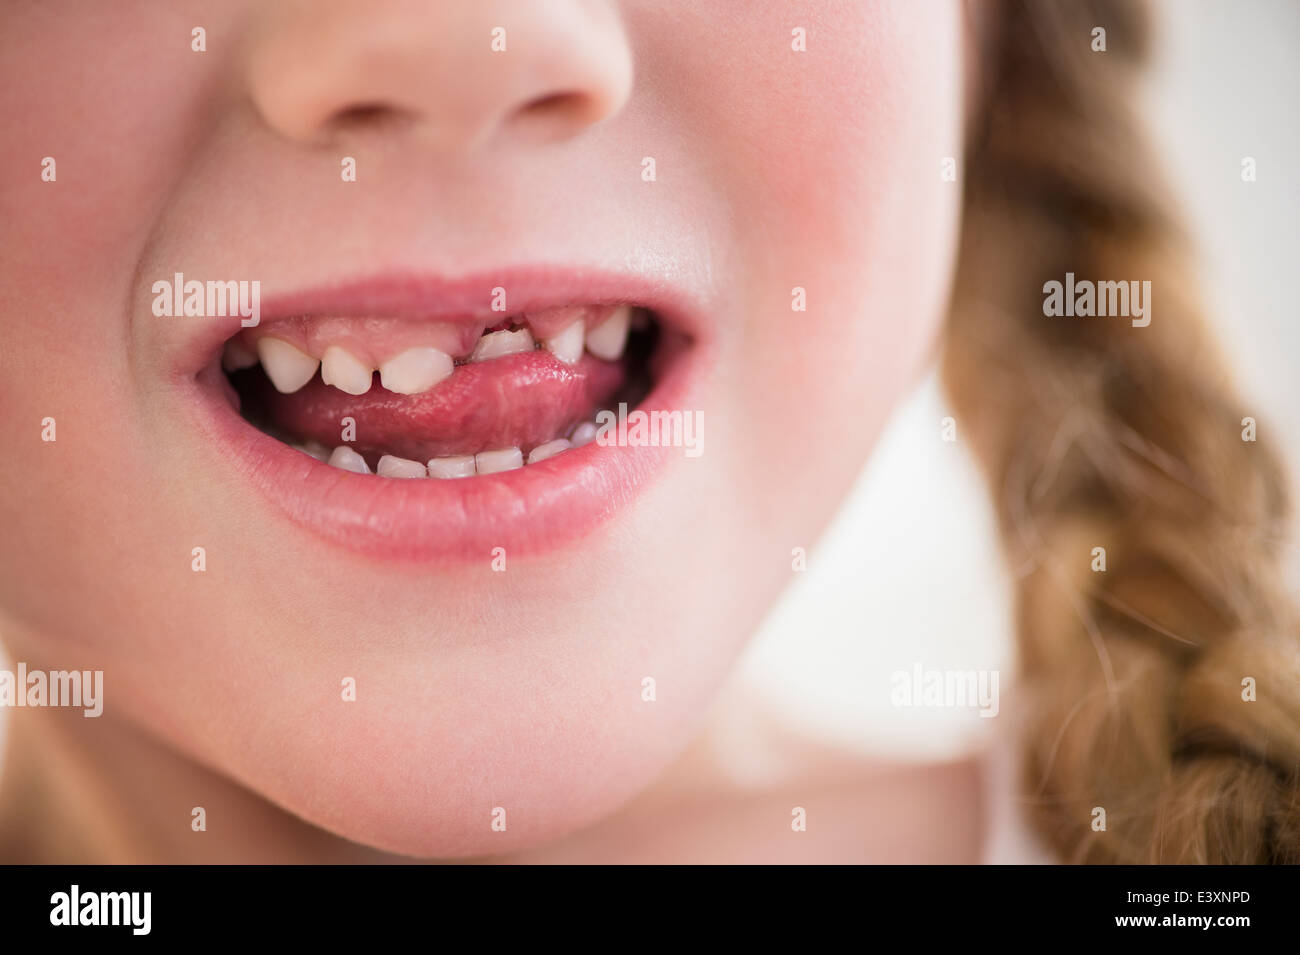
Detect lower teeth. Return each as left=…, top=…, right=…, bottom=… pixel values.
left=297, top=417, right=604, bottom=479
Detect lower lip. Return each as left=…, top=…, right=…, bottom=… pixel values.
left=185, top=336, right=700, bottom=563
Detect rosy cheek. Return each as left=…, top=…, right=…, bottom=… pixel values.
left=628, top=2, right=964, bottom=502
left=0, top=8, right=215, bottom=377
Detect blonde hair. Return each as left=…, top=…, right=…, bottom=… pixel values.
left=945, top=0, right=1300, bottom=862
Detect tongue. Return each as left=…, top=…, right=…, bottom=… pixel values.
left=246, top=351, right=623, bottom=461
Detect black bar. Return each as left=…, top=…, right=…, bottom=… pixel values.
left=0, top=864, right=1281, bottom=942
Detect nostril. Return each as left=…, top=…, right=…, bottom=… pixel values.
left=523, top=91, right=583, bottom=113
left=330, top=102, right=412, bottom=133
left=512, top=91, right=604, bottom=140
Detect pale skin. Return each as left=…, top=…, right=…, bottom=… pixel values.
left=0, top=1, right=980, bottom=862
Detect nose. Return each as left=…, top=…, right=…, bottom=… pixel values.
left=244, top=0, right=634, bottom=152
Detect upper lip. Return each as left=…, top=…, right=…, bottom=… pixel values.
left=172, top=266, right=707, bottom=378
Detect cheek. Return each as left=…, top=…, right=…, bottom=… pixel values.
left=651, top=1, right=965, bottom=524
left=0, top=3, right=239, bottom=649
left=0, top=2, right=229, bottom=285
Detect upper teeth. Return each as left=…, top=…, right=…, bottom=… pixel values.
left=470, top=327, right=535, bottom=363
left=231, top=305, right=636, bottom=396
left=380, top=347, right=454, bottom=395
left=542, top=319, right=584, bottom=366
left=257, top=337, right=320, bottom=394
left=321, top=345, right=374, bottom=396
left=584, top=308, right=630, bottom=361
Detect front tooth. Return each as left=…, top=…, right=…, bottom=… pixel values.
left=257, top=337, right=319, bottom=393
left=327, top=446, right=370, bottom=474
left=321, top=345, right=374, bottom=396
left=527, top=438, right=572, bottom=464
left=297, top=441, right=330, bottom=462
left=222, top=338, right=259, bottom=371
left=543, top=320, right=584, bottom=366
left=379, top=347, right=454, bottom=395
left=585, top=307, right=630, bottom=361
left=377, top=454, right=428, bottom=478
left=474, top=447, right=524, bottom=474
left=470, top=328, right=535, bottom=363
left=427, top=455, right=477, bottom=479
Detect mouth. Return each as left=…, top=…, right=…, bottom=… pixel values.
left=182, top=271, right=702, bottom=562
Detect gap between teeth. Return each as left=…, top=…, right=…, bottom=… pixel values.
left=236, top=306, right=632, bottom=396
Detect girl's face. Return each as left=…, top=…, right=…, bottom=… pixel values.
left=0, top=1, right=964, bottom=855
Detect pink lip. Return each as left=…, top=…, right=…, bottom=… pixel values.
left=179, top=268, right=707, bottom=562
